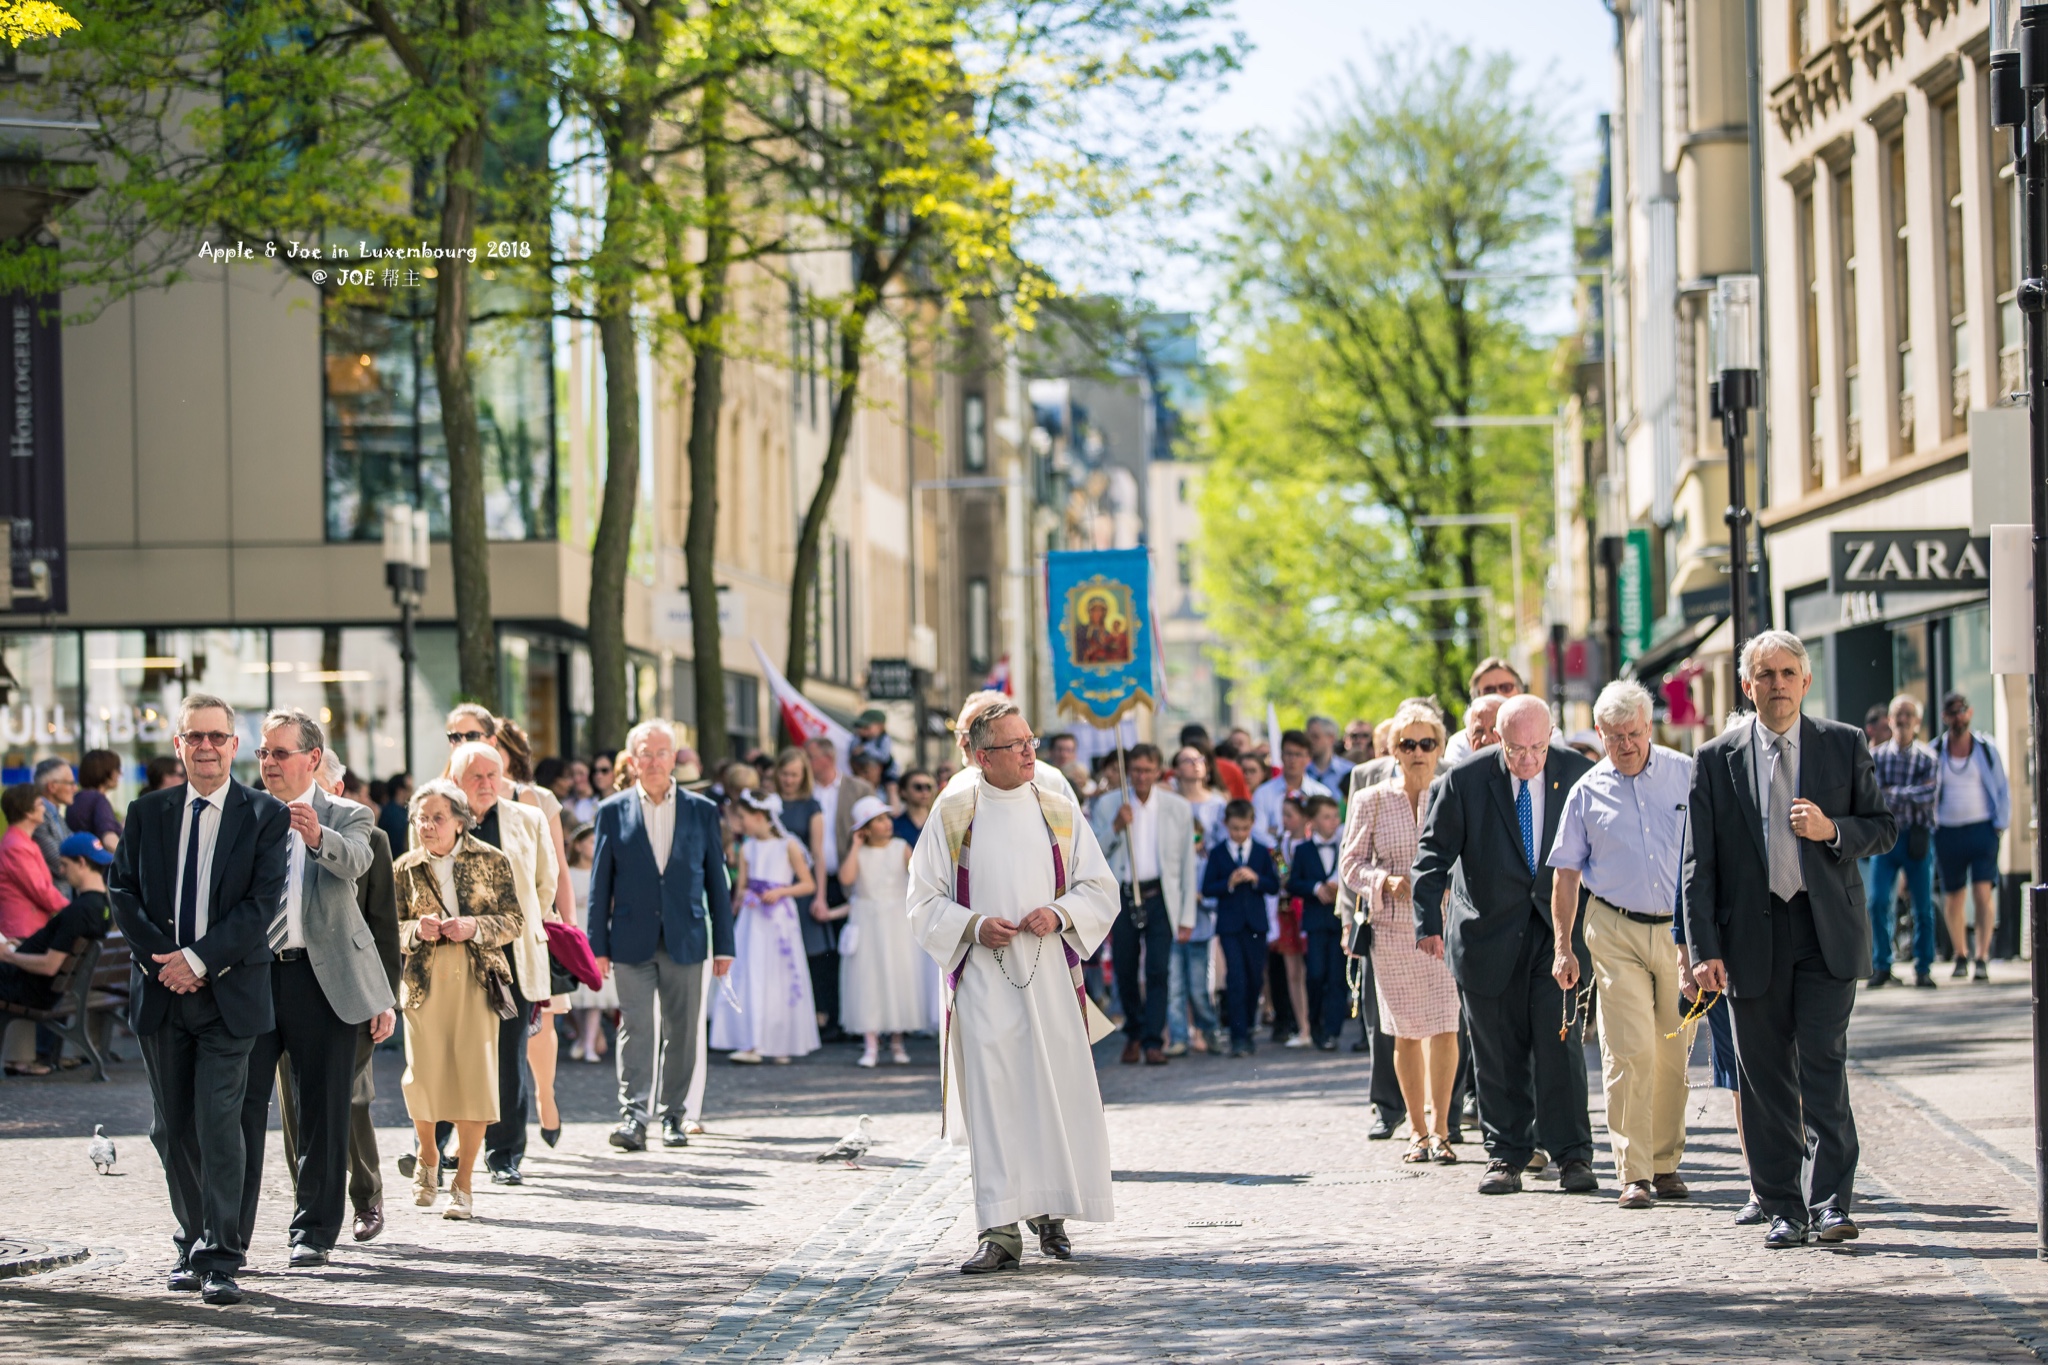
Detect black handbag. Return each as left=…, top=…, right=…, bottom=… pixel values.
left=482, top=968, right=520, bottom=1021
left=1348, top=909, right=1374, bottom=958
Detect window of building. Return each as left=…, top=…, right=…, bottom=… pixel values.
left=1997, top=141, right=2022, bottom=401
left=723, top=671, right=759, bottom=758
left=963, top=392, right=987, bottom=472
left=1176, top=543, right=1194, bottom=588
left=1885, top=130, right=1913, bottom=453
left=1938, top=95, right=1967, bottom=426
left=966, top=576, right=991, bottom=672
left=1798, top=183, right=1822, bottom=492
left=808, top=533, right=855, bottom=686
left=323, top=286, right=556, bottom=544
left=1792, top=0, right=1815, bottom=64
left=1835, top=163, right=1860, bottom=476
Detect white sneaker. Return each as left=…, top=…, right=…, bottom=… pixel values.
left=729, top=1050, right=762, bottom=1065
left=857, top=1051, right=879, bottom=1068
left=890, top=1045, right=911, bottom=1065
left=442, top=1187, right=474, bottom=1220
left=1284, top=1035, right=1311, bottom=1049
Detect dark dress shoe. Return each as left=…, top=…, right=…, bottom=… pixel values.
left=490, top=1166, right=524, bottom=1186
left=662, top=1117, right=690, bottom=1148
left=1366, top=1112, right=1397, bottom=1141
left=609, top=1121, right=648, bottom=1152
left=352, top=1205, right=384, bottom=1243
left=1734, top=1198, right=1766, bottom=1226
left=1816, top=1208, right=1860, bottom=1243
left=959, top=1240, right=1019, bottom=1274
left=1559, top=1159, right=1598, bottom=1193
left=1914, top=973, right=1938, bottom=989
left=396, top=1152, right=417, bottom=1179
left=1036, top=1223, right=1072, bottom=1260
left=1765, top=1217, right=1809, bottom=1248
left=200, top=1272, right=244, bottom=1305
left=168, top=1259, right=201, bottom=1292
left=1652, top=1172, right=1689, bottom=1200
left=1315, top=1039, right=1338, bottom=1052
left=1444, top=1126, right=1464, bottom=1146
left=288, top=1244, right=330, bottom=1268
left=1865, top=972, right=1898, bottom=989
left=439, top=1152, right=459, bottom=1172
left=1120, top=1038, right=1142, bottom=1065
left=1143, top=1047, right=1167, bottom=1066
left=1477, top=1160, right=1523, bottom=1195
left=1350, top=1038, right=1370, bottom=1053
left=1228, top=1046, right=1251, bottom=1058
left=541, top=1127, right=561, bottom=1149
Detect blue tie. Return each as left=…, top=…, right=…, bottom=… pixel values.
left=177, top=796, right=209, bottom=947
left=1516, top=779, right=1535, bottom=872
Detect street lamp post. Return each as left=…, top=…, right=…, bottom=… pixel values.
left=382, top=504, right=431, bottom=777
left=1988, top=0, right=2048, bottom=1261
left=1709, top=275, right=1762, bottom=670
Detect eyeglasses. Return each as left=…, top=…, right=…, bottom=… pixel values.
left=979, top=737, right=1037, bottom=758
left=179, top=731, right=234, bottom=749
left=1474, top=681, right=1520, bottom=697
left=447, top=729, right=488, bottom=744
left=1503, top=742, right=1548, bottom=761
left=252, top=747, right=309, bottom=762
left=906, top=781, right=935, bottom=794
left=1395, top=737, right=1439, bottom=754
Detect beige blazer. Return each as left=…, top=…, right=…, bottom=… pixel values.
left=488, top=796, right=559, bottom=1000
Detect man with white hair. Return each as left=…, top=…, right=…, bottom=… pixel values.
left=1547, top=681, right=1696, bottom=1209
left=943, top=691, right=1080, bottom=805
left=1412, top=693, right=1598, bottom=1196
left=910, top=696, right=1121, bottom=1273
left=1684, top=630, right=1896, bottom=1248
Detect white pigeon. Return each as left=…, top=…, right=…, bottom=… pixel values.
left=816, top=1115, right=876, bottom=1168
left=87, top=1124, right=116, bottom=1175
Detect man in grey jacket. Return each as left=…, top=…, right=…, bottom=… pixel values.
left=237, top=708, right=387, bottom=1268
left=1089, top=744, right=1199, bottom=1065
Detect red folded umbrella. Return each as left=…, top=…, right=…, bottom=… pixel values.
left=543, top=919, right=604, bottom=992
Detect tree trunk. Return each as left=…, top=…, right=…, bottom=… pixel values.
left=435, top=12, right=493, bottom=707
left=785, top=298, right=871, bottom=693
left=589, top=298, right=639, bottom=759
left=680, top=77, right=733, bottom=766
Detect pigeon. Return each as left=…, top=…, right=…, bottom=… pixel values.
left=816, top=1115, right=876, bottom=1168
left=87, top=1124, right=116, bottom=1175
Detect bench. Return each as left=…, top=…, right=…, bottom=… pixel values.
left=0, top=937, right=110, bottom=1082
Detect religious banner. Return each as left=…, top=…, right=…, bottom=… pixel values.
left=1046, top=548, right=1154, bottom=726
left=1, top=292, right=65, bottom=613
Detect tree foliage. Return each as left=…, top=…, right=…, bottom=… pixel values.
left=1201, top=44, right=1564, bottom=716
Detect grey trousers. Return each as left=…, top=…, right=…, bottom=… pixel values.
left=614, top=947, right=707, bottom=1127
left=982, top=1216, right=1064, bottom=1259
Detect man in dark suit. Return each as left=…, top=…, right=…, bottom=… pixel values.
left=1684, top=630, right=1897, bottom=1248
left=1412, top=694, right=1597, bottom=1196
left=589, top=719, right=735, bottom=1152
left=109, top=694, right=291, bottom=1307
left=1199, top=799, right=1279, bottom=1058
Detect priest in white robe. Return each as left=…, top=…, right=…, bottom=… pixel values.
left=910, top=697, right=1120, bottom=1273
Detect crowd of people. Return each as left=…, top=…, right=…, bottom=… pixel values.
left=0, top=623, right=2014, bottom=1290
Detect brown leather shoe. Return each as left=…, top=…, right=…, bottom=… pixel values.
left=1652, top=1172, right=1690, bottom=1200
left=1143, top=1046, right=1167, bottom=1065
left=352, top=1203, right=384, bottom=1243
left=959, top=1240, right=1019, bottom=1274
left=1120, top=1038, right=1142, bottom=1065
left=1035, top=1222, right=1072, bottom=1260
left=1617, top=1181, right=1655, bottom=1210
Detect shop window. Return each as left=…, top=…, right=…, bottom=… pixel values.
left=83, top=630, right=271, bottom=786
left=1946, top=604, right=1992, bottom=734
left=963, top=393, right=987, bottom=472
left=323, top=284, right=557, bottom=545
left=0, top=632, right=82, bottom=786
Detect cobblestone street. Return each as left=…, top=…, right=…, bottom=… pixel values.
left=4, top=967, right=2047, bottom=1363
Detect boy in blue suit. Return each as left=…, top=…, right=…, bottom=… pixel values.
left=1285, top=795, right=1349, bottom=1050
left=1202, top=799, right=1279, bottom=1057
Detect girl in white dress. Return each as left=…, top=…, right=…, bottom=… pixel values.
left=710, top=790, right=820, bottom=1064
left=838, top=796, right=928, bottom=1066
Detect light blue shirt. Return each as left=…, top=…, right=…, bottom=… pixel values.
left=1547, top=745, right=1694, bottom=917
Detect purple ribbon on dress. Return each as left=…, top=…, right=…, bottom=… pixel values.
left=744, top=879, right=808, bottom=1012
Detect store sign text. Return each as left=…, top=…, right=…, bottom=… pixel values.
left=1830, top=529, right=1990, bottom=594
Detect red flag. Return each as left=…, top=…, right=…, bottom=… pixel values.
left=751, top=641, right=853, bottom=766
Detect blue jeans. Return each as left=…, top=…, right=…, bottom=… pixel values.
left=1863, top=837, right=1935, bottom=975
left=1165, top=937, right=1219, bottom=1048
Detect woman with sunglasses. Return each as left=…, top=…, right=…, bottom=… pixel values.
left=1339, top=699, right=1463, bottom=1166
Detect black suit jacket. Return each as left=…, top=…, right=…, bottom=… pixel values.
left=1682, top=714, right=1896, bottom=995
left=109, top=779, right=292, bottom=1039
left=358, top=826, right=402, bottom=995
left=1411, top=743, right=1595, bottom=998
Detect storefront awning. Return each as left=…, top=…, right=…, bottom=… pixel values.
left=1630, top=613, right=1726, bottom=682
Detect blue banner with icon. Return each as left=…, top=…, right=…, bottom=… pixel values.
left=1046, top=548, right=1155, bottom=726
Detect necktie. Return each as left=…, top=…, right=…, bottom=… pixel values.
left=269, top=822, right=300, bottom=954
left=1516, top=779, right=1535, bottom=872
left=1768, top=732, right=1803, bottom=900
left=178, top=796, right=209, bottom=946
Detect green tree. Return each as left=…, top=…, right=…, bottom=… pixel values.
left=1202, top=44, right=1562, bottom=713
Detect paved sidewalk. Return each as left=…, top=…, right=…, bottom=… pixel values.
left=2, top=963, right=2045, bottom=1362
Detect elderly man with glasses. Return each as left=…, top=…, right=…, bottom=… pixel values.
left=1547, top=681, right=1696, bottom=1210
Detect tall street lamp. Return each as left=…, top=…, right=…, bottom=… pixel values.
left=382, top=504, right=431, bottom=777
left=1709, top=274, right=1762, bottom=670
left=1987, top=0, right=2048, bottom=1261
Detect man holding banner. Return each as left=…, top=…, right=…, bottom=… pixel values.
left=910, top=696, right=1121, bottom=1274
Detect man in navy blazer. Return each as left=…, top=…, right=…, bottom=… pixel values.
left=587, top=719, right=734, bottom=1152
left=108, top=693, right=291, bottom=1306
left=1201, top=799, right=1279, bottom=1057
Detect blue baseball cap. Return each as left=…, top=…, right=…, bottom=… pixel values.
left=58, top=832, right=113, bottom=866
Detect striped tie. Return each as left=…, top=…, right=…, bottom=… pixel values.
left=269, top=827, right=299, bottom=954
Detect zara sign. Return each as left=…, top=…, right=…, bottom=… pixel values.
left=1829, top=529, right=1990, bottom=595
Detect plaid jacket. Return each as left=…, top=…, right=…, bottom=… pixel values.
left=1870, top=740, right=1937, bottom=829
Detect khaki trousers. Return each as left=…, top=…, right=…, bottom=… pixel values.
left=1583, top=897, right=1692, bottom=1185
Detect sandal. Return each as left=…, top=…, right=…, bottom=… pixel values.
left=1402, top=1133, right=1433, bottom=1164
left=4, top=1061, right=52, bottom=1077
left=1430, top=1135, right=1459, bottom=1165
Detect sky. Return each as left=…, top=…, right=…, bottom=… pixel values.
left=1107, top=0, right=1618, bottom=322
